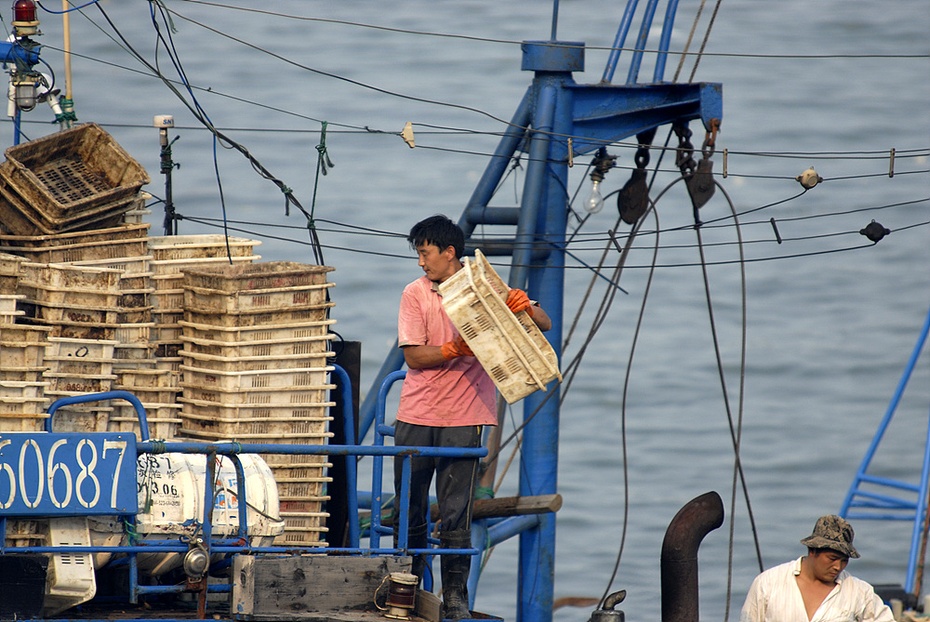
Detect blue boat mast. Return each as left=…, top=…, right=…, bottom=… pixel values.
left=361, top=2, right=722, bottom=619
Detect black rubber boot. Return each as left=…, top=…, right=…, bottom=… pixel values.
left=440, top=529, right=472, bottom=621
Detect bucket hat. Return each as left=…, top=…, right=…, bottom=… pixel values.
left=800, top=515, right=860, bottom=558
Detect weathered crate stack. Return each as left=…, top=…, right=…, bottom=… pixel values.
left=178, top=262, right=337, bottom=547
left=0, top=124, right=339, bottom=548
left=0, top=251, right=50, bottom=434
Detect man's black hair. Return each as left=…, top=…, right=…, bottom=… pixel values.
left=408, top=214, right=465, bottom=259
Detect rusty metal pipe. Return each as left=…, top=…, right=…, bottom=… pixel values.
left=660, top=491, right=725, bottom=622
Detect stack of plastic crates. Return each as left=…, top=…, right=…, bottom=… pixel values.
left=0, top=282, right=51, bottom=548
left=0, top=123, right=150, bottom=236
left=0, top=223, right=156, bottom=369
left=16, top=262, right=122, bottom=432
left=146, top=234, right=261, bottom=375
left=177, top=261, right=337, bottom=547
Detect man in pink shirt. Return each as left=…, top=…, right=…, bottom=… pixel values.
left=394, top=215, right=550, bottom=620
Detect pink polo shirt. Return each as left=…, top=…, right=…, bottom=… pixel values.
left=397, top=275, right=497, bottom=427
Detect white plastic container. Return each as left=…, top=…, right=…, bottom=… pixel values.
left=439, top=249, right=561, bottom=403
left=131, top=452, right=285, bottom=575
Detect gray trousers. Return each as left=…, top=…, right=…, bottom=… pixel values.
left=393, top=421, right=482, bottom=535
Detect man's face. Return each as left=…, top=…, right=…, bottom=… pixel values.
left=416, top=242, right=458, bottom=283
left=809, top=549, right=849, bottom=584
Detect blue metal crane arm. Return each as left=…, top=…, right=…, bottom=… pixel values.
left=565, top=82, right=723, bottom=157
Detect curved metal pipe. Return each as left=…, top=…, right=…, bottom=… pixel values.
left=660, top=491, right=725, bottom=622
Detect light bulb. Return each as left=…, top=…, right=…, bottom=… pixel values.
left=585, top=180, right=604, bottom=214
left=14, top=80, right=36, bottom=111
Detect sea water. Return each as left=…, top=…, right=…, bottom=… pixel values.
left=7, top=1, right=929, bottom=620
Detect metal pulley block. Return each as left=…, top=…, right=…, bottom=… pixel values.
left=685, top=156, right=715, bottom=211
left=617, top=168, right=649, bottom=225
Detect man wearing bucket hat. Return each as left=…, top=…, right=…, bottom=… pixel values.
left=740, top=515, right=895, bottom=621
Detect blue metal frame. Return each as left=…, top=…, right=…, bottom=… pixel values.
left=0, top=370, right=496, bottom=617
left=840, top=304, right=930, bottom=593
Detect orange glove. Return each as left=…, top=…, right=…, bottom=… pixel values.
left=441, top=336, right=474, bottom=360
left=505, top=288, right=534, bottom=316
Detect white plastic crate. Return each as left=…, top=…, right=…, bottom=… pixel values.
left=44, top=355, right=114, bottom=377
left=0, top=293, right=24, bottom=314
left=34, top=319, right=117, bottom=341
left=44, top=404, right=111, bottom=433
left=116, top=368, right=176, bottom=389
left=154, top=357, right=182, bottom=373
left=179, top=318, right=335, bottom=344
left=115, top=322, right=153, bottom=344
left=0, top=323, right=50, bottom=341
left=108, top=407, right=182, bottom=441
left=26, top=301, right=120, bottom=325
left=8, top=238, right=148, bottom=264
left=118, top=289, right=152, bottom=310
left=19, top=262, right=122, bottom=291
left=179, top=331, right=332, bottom=359
left=183, top=303, right=334, bottom=328
left=146, top=234, right=261, bottom=260
left=181, top=261, right=332, bottom=292
left=182, top=282, right=334, bottom=314
left=264, top=456, right=332, bottom=470
left=46, top=336, right=118, bottom=360
left=0, top=223, right=149, bottom=248
left=178, top=413, right=334, bottom=441
left=273, top=532, right=327, bottom=547
left=114, top=343, right=156, bottom=362
left=0, top=380, right=48, bottom=399
left=149, top=254, right=260, bottom=277
left=151, top=287, right=184, bottom=310
left=179, top=383, right=334, bottom=407
left=0, top=310, right=25, bottom=323
left=0, top=366, right=47, bottom=383
left=179, top=348, right=333, bottom=373
left=439, top=249, right=561, bottom=404
left=116, top=307, right=151, bottom=326
left=70, top=254, right=151, bottom=274
left=43, top=372, right=116, bottom=394
left=177, top=396, right=332, bottom=420
left=150, top=272, right=183, bottom=292
left=0, top=340, right=45, bottom=367
left=180, top=364, right=332, bottom=391
left=269, top=464, right=331, bottom=483
left=113, top=385, right=179, bottom=406
left=0, top=396, right=51, bottom=422
left=119, top=272, right=153, bottom=291
left=19, top=287, right=121, bottom=309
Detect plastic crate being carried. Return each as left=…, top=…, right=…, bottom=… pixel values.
left=439, top=249, right=561, bottom=404
left=0, top=123, right=150, bottom=218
